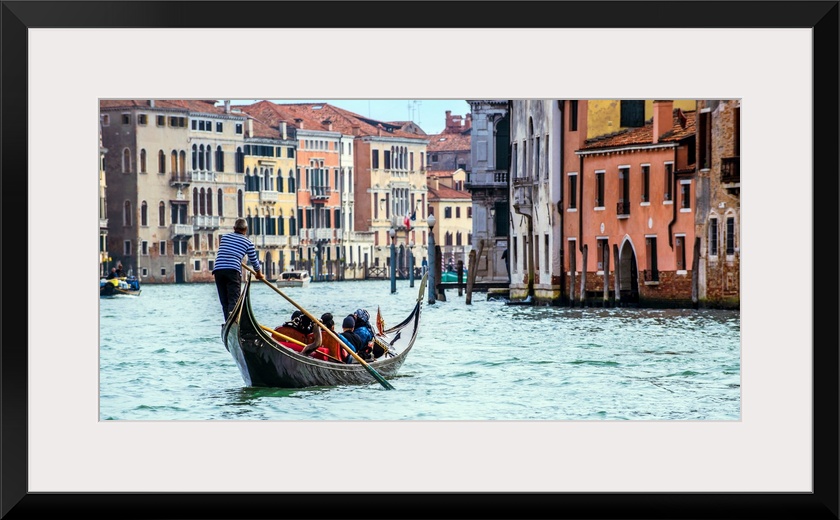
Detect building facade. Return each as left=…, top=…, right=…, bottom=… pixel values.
left=466, top=100, right=510, bottom=283
left=694, top=100, right=740, bottom=308
left=99, top=99, right=248, bottom=284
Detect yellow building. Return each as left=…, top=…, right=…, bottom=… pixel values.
left=427, top=168, right=473, bottom=272
left=239, top=114, right=299, bottom=280
left=586, top=100, right=697, bottom=139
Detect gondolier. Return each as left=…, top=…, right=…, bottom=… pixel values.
left=213, top=218, right=264, bottom=321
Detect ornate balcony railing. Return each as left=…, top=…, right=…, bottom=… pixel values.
left=720, top=156, right=740, bottom=184
left=192, top=215, right=220, bottom=230
left=259, top=190, right=279, bottom=203
left=170, top=223, right=194, bottom=238
left=169, top=172, right=192, bottom=186
left=616, top=201, right=631, bottom=217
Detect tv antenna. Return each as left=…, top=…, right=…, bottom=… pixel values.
left=408, top=100, right=422, bottom=124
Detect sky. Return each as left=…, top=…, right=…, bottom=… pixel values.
left=233, top=99, right=472, bottom=135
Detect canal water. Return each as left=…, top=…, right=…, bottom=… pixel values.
left=99, top=279, right=740, bottom=421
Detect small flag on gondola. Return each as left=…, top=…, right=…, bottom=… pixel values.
left=376, top=306, right=386, bottom=336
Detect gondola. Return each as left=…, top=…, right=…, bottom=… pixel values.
left=222, top=271, right=426, bottom=388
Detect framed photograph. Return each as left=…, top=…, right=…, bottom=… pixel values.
left=4, top=1, right=837, bottom=518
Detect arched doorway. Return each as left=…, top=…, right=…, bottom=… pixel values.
left=618, top=239, right=639, bottom=304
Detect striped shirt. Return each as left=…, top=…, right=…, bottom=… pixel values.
left=213, top=232, right=261, bottom=273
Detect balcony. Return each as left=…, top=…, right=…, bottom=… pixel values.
left=257, top=235, right=288, bottom=247
left=315, top=228, right=334, bottom=241
left=512, top=176, right=533, bottom=188
left=192, top=215, right=220, bottom=230
left=170, top=223, right=194, bottom=238
left=310, top=186, right=330, bottom=202
left=720, top=156, right=740, bottom=184
left=259, top=190, right=279, bottom=203
left=170, top=172, right=192, bottom=187
left=465, top=170, right=509, bottom=190
left=616, top=201, right=631, bottom=218
left=191, top=170, right=216, bottom=182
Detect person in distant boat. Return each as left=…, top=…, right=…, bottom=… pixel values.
left=106, top=267, right=118, bottom=280
left=338, top=314, right=364, bottom=363
left=212, top=218, right=263, bottom=321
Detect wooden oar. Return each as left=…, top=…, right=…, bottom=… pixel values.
left=258, top=324, right=342, bottom=363
left=243, top=265, right=395, bottom=390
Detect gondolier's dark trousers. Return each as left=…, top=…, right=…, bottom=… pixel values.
left=213, top=269, right=241, bottom=321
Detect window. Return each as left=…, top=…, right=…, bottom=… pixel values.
left=124, top=240, right=132, bottom=255
left=595, top=170, right=605, bottom=207
left=141, top=241, right=148, bottom=255
left=444, top=207, right=452, bottom=218
left=122, top=149, right=131, bottom=173
left=680, top=181, right=691, bottom=210
left=174, top=240, right=187, bottom=255
left=122, top=114, right=131, bottom=125
left=101, top=114, right=110, bottom=126
left=194, top=260, right=201, bottom=271
left=726, top=217, right=735, bottom=255
left=596, top=238, right=608, bottom=271
left=569, top=100, right=578, bottom=131
left=708, top=218, right=718, bottom=256
left=216, top=122, right=223, bottom=133
left=456, top=207, right=461, bottom=218
left=372, top=150, right=380, bottom=169
left=207, top=233, right=214, bottom=251
left=158, top=150, right=166, bottom=174
left=156, top=115, right=165, bottom=127
left=235, top=123, right=243, bottom=134
left=123, top=201, right=132, bottom=226
left=169, top=116, right=186, bottom=127
left=208, top=260, right=214, bottom=271
left=467, top=207, right=472, bottom=219
left=194, top=233, right=200, bottom=250
left=140, top=201, right=148, bottom=226
left=698, top=110, right=712, bottom=169
left=568, top=173, right=578, bottom=209
left=620, top=100, right=645, bottom=127
left=675, top=235, right=686, bottom=271
left=217, top=190, right=223, bottom=216
left=641, top=165, right=650, bottom=203
left=645, top=236, right=659, bottom=281
left=618, top=166, right=630, bottom=216
left=161, top=268, right=166, bottom=276
left=544, top=234, right=549, bottom=272
left=158, top=202, right=165, bottom=226
left=140, top=149, right=147, bottom=173
left=138, top=114, right=147, bottom=125
left=160, top=241, right=167, bottom=255
left=664, top=163, right=673, bottom=202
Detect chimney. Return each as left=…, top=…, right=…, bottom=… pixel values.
left=652, top=100, right=673, bottom=144
left=295, top=118, right=304, bottom=129
left=281, top=121, right=287, bottom=139
left=465, top=113, right=472, bottom=130
left=323, top=118, right=333, bottom=132
left=224, top=100, right=231, bottom=114
left=247, top=118, right=253, bottom=137
left=149, top=100, right=155, bottom=108
left=352, top=124, right=361, bottom=136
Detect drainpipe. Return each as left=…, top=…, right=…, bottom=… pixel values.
left=557, top=100, right=565, bottom=304
left=667, top=148, right=677, bottom=249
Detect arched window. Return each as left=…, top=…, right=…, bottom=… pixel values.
left=205, top=145, right=211, bottom=171
left=198, top=144, right=205, bottom=170
left=276, top=172, right=283, bottom=192
left=123, top=200, right=132, bottom=226
left=171, top=150, right=178, bottom=174
left=158, top=150, right=166, bottom=173
left=206, top=188, right=213, bottom=216
left=140, top=149, right=147, bottom=173
left=217, top=189, right=223, bottom=216
left=141, top=201, right=148, bottom=226
left=122, top=148, right=131, bottom=173
left=199, top=188, right=206, bottom=215
left=264, top=168, right=271, bottom=190
left=216, top=146, right=224, bottom=172
left=192, top=188, right=199, bottom=215
left=237, top=190, right=243, bottom=217
left=191, top=144, right=198, bottom=170
left=180, top=151, right=186, bottom=174
left=159, top=201, right=165, bottom=226
left=235, top=147, right=244, bottom=173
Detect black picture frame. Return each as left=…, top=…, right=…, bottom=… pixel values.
left=2, top=1, right=837, bottom=518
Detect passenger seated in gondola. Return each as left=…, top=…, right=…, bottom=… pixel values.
left=271, top=310, right=323, bottom=356
left=338, top=315, right=365, bottom=363
left=300, top=312, right=344, bottom=363
left=351, top=309, right=375, bottom=361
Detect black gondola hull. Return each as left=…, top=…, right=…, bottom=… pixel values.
left=223, top=276, right=421, bottom=388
